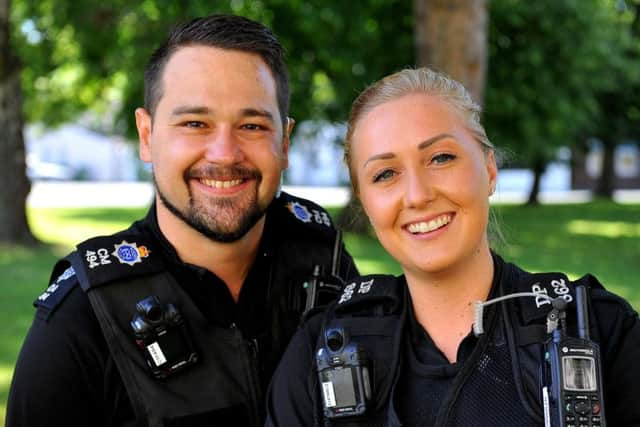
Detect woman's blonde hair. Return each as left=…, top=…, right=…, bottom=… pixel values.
left=345, top=67, right=493, bottom=191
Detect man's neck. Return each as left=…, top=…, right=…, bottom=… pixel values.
left=155, top=201, right=265, bottom=302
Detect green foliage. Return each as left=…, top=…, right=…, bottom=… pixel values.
left=589, top=0, right=640, bottom=142
left=485, top=0, right=628, bottom=166
left=12, top=0, right=413, bottom=138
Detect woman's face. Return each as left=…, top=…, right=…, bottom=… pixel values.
left=350, top=93, right=497, bottom=277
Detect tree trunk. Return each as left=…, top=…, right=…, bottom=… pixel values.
left=414, top=0, right=488, bottom=105
left=526, top=156, right=545, bottom=206
left=0, top=0, right=36, bottom=244
left=594, top=138, right=615, bottom=199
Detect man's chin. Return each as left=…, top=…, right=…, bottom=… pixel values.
left=187, top=203, right=266, bottom=243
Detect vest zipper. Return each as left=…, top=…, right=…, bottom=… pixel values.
left=230, top=323, right=263, bottom=426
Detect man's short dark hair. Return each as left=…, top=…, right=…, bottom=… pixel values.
left=144, top=14, right=289, bottom=125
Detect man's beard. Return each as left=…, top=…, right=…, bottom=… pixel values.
left=153, top=165, right=270, bottom=243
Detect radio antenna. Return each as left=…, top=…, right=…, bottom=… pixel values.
left=575, top=285, right=590, bottom=340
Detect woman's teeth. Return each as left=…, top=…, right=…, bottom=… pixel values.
left=407, top=214, right=452, bottom=234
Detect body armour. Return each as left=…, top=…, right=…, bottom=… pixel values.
left=42, top=192, right=351, bottom=427
left=314, top=255, right=604, bottom=427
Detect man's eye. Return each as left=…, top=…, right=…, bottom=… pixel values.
left=183, top=121, right=205, bottom=128
left=372, top=169, right=396, bottom=183
left=241, top=123, right=265, bottom=131
left=431, top=153, right=456, bottom=164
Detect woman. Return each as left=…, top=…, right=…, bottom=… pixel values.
left=266, top=68, right=640, bottom=426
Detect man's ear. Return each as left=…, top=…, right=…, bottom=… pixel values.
left=135, top=108, right=152, bottom=162
left=281, top=117, right=295, bottom=169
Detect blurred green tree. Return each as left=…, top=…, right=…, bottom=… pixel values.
left=589, top=0, right=640, bottom=198
left=14, top=0, right=414, bottom=135
left=485, top=0, right=636, bottom=203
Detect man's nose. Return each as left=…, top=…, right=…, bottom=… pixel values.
left=203, top=127, right=244, bottom=164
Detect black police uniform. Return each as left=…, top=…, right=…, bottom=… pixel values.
left=266, top=254, right=640, bottom=427
left=7, top=191, right=358, bottom=427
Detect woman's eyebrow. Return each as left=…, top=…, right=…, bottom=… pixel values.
left=417, top=133, right=456, bottom=150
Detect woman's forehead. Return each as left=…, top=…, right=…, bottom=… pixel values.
left=352, top=94, right=464, bottom=146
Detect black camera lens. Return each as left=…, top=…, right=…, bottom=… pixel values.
left=146, top=305, right=163, bottom=322
left=327, top=330, right=344, bottom=352
left=136, top=296, right=163, bottom=322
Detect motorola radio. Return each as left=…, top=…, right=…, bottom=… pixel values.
left=473, top=285, right=605, bottom=427
left=542, top=286, right=605, bottom=427
left=302, top=231, right=345, bottom=315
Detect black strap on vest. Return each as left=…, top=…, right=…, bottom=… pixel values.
left=314, top=275, right=405, bottom=426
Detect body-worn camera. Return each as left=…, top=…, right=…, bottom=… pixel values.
left=543, top=286, right=606, bottom=427
left=130, top=296, right=199, bottom=379
left=316, top=326, right=372, bottom=419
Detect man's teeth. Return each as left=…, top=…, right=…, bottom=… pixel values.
left=407, top=215, right=452, bottom=234
left=200, top=178, right=243, bottom=189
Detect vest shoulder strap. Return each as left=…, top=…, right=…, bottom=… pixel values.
left=334, top=274, right=403, bottom=316
left=32, top=258, right=78, bottom=321
left=71, top=233, right=164, bottom=291
left=508, top=267, right=603, bottom=330
left=316, top=275, right=406, bottom=424
left=276, top=191, right=339, bottom=242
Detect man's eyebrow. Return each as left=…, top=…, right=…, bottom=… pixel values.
left=362, top=133, right=457, bottom=169
left=171, top=105, right=211, bottom=116
left=417, top=133, right=456, bottom=150
left=241, top=108, right=275, bottom=123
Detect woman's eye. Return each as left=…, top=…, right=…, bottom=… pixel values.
left=372, top=169, right=396, bottom=183
left=431, top=153, right=456, bottom=164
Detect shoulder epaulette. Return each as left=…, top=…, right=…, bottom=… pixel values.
left=512, top=269, right=603, bottom=326
left=33, top=259, right=79, bottom=320
left=334, top=274, right=402, bottom=315
left=275, top=191, right=337, bottom=238
left=72, top=233, right=164, bottom=291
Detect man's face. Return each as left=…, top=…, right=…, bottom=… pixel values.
left=136, top=45, right=292, bottom=242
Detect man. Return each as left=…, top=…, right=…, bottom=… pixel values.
left=7, top=15, right=357, bottom=427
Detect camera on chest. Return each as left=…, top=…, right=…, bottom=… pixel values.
left=316, top=326, right=372, bottom=419
left=130, top=295, right=199, bottom=379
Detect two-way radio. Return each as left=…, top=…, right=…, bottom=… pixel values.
left=473, top=285, right=606, bottom=427
left=302, top=230, right=345, bottom=315
left=542, top=285, right=606, bottom=427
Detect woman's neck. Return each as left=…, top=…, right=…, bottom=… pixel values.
left=405, top=244, right=495, bottom=363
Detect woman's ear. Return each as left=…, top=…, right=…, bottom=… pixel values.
left=486, top=150, right=497, bottom=196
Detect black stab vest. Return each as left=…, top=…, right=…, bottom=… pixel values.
left=54, top=195, right=348, bottom=427
left=314, top=258, right=603, bottom=427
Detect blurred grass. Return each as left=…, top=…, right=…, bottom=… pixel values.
left=1, top=201, right=639, bottom=423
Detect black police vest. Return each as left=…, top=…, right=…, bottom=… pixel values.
left=70, top=245, right=261, bottom=427
left=55, top=194, right=348, bottom=427
left=314, top=258, right=603, bottom=427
